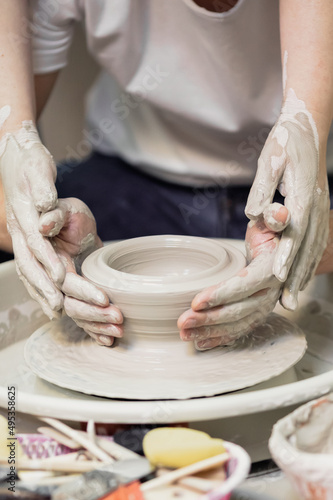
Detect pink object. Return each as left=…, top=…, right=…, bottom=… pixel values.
left=203, top=441, right=250, bottom=500
left=17, top=433, right=77, bottom=459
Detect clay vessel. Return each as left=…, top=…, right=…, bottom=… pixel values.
left=82, top=235, right=246, bottom=340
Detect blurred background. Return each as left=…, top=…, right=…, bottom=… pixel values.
left=39, top=24, right=98, bottom=162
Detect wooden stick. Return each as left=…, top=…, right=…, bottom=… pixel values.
left=39, top=417, right=112, bottom=463
left=0, top=458, right=102, bottom=473
left=177, top=476, right=222, bottom=493
left=37, top=427, right=80, bottom=449
left=156, top=467, right=224, bottom=493
left=86, top=420, right=96, bottom=445
left=39, top=424, right=138, bottom=461
left=22, top=473, right=81, bottom=487
left=141, top=453, right=229, bottom=492
left=90, top=435, right=140, bottom=461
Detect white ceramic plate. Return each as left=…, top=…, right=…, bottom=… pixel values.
left=24, top=313, right=306, bottom=400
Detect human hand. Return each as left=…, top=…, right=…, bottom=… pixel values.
left=245, top=91, right=330, bottom=310
left=39, top=197, right=123, bottom=346
left=0, top=122, right=65, bottom=318
left=178, top=203, right=289, bottom=351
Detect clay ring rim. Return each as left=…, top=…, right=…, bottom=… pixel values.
left=82, top=235, right=246, bottom=295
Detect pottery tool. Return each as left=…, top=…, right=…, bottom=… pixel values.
left=0, top=488, right=50, bottom=500
left=86, top=420, right=96, bottom=445
left=141, top=452, right=229, bottom=492
left=37, top=427, right=215, bottom=493
left=39, top=418, right=112, bottom=463
left=37, top=427, right=80, bottom=450
left=143, top=427, right=226, bottom=468
left=52, top=458, right=152, bottom=500
left=99, top=481, right=144, bottom=500
left=156, top=468, right=222, bottom=494
left=9, top=457, right=103, bottom=474
left=74, top=431, right=140, bottom=461
left=37, top=426, right=138, bottom=462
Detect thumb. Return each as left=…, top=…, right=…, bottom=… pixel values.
left=245, top=150, right=282, bottom=219
left=263, top=203, right=290, bottom=233
left=39, top=202, right=68, bottom=237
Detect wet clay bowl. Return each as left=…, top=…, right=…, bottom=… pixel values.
left=25, top=236, right=306, bottom=400
left=269, top=393, right=333, bottom=499
left=82, top=235, right=246, bottom=338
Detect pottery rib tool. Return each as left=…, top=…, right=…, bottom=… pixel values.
left=141, top=452, right=229, bottom=492
left=39, top=417, right=112, bottom=463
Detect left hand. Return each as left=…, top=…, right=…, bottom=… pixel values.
left=39, top=198, right=123, bottom=346
left=178, top=203, right=289, bottom=351
left=246, top=95, right=330, bottom=310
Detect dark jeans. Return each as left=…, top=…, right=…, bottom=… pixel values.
left=56, top=152, right=252, bottom=241
left=1, top=152, right=333, bottom=263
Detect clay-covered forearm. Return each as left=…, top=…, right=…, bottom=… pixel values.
left=279, top=0, right=333, bottom=142
left=0, top=0, right=36, bottom=136
left=0, top=179, right=13, bottom=253
left=316, top=211, right=333, bottom=275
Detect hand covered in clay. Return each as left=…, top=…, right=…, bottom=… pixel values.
left=0, top=122, right=65, bottom=318
left=39, top=198, right=123, bottom=346
left=246, top=90, right=330, bottom=310
left=178, top=203, right=289, bottom=351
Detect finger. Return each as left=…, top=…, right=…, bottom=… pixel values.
left=39, top=206, right=67, bottom=238
left=281, top=199, right=329, bottom=309
left=263, top=203, right=290, bottom=233
left=64, top=295, right=122, bottom=323
left=178, top=289, right=276, bottom=329
left=181, top=307, right=270, bottom=345
left=245, top=149, right=283, bottom=219
left=82, top=330, right=115, bottom=347
left=39, top=198, right=93, bottom=238
left=300, top=196, right=330, bottom=290
left=29, top=147, right=58, bottom=212
left=273, top=193, right=311, bottom=282
left=62, top=271, right=110, bottom=307
left=16, top=268, right=61, bottom=320
left=193, top=311, right=267, bottom=351
left=12, top=231, right=63, bottom=312
left=11, top=200, right=65, bottom=285
left=195, top=338, right=224, bottom=351
left=94, top=334, right=115, bottom=347
left=74, top=318, right=123, bottom=337
left=190, top=255, right=275, bottom=311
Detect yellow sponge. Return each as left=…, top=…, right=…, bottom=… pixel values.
left=143, top=427, right=226, bottom=468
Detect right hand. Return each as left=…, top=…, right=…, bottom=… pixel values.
left=178, top=203, right=289, bottom=350
left=0, top=122, right=65, bottom=318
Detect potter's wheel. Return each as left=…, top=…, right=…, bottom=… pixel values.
left=2, top=240, right=333, bottom=461
left=24, top=313, right=306, bottom=400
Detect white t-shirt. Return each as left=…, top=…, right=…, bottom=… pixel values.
left=29, top=0, right=333, bottom=186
